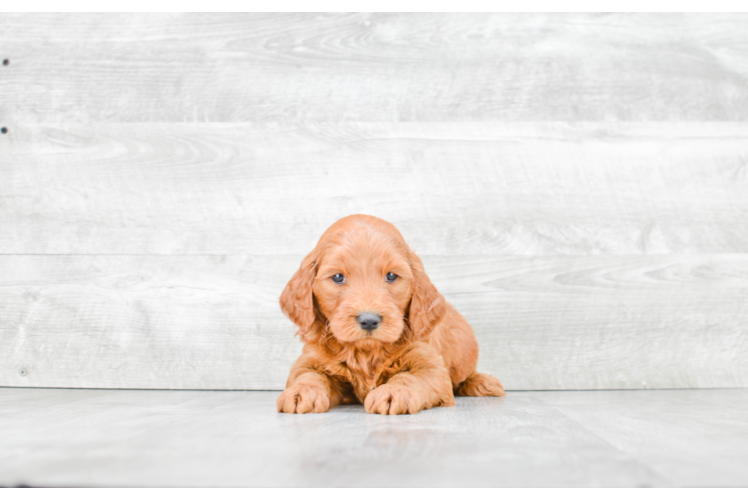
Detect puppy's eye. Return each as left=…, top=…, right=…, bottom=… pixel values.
left=385, top=272, right=398, bottom=283
left=331, top=273, right=345, bottom=284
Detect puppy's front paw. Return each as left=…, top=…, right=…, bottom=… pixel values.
left=277, top=384, right=331, bottom=414
left=364, top=384, right=420, bottom=415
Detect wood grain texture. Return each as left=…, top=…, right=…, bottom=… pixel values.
left=540, top=390, right=748, bottom=487
left=1, top=254, right=746, bottom=390
left=2, top=388, right=747, bottom=486
left=3, top=122, right=748, bottom=255
left=1, top=13, right=748, bottom=122
left=2, top=13, right=747, bottom=391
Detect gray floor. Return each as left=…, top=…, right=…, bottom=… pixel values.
left=1, top=388, right=746, bottom=487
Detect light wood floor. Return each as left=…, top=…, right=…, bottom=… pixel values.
left=1, top=388, right=746, bottom=487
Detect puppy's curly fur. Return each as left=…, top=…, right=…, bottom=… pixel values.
left=277, top=215, right=505, bottom=415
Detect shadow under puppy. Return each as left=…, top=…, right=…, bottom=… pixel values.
left=278, top=214, right=505, bottom=415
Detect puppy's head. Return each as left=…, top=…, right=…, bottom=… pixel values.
left=279, top=215, right=446, bottom=346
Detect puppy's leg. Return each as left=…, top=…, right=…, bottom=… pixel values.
left=456, top=372, right=505, bottom=397
left=277, top=356, right=345, bottom=414
left=364, top=344, right=455, bottom=415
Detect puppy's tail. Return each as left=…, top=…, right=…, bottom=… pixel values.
left=456, top=372, right=506, bottom=397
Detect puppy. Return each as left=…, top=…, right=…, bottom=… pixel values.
left=277, top=214, right=505, bottom=415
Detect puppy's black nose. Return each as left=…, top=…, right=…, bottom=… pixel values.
left=357, top=312, right=381, bottom=331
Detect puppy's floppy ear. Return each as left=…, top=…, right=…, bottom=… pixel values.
left=408, top=250, right=447, bottom=341
left=279, top=250, right=319, bottom=337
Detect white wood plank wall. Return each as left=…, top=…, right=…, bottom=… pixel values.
left=1, top=13, right=747, bottom=390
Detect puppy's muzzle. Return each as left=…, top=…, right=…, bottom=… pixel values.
left=356, top=312, right=381, bottom=332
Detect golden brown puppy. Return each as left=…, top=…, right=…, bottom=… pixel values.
left=277, top=214, right=505, bottom=415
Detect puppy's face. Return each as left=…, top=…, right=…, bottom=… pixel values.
left=313, top=231, right=414, bottom=344
left=280, top=215, right=446, bottom=346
